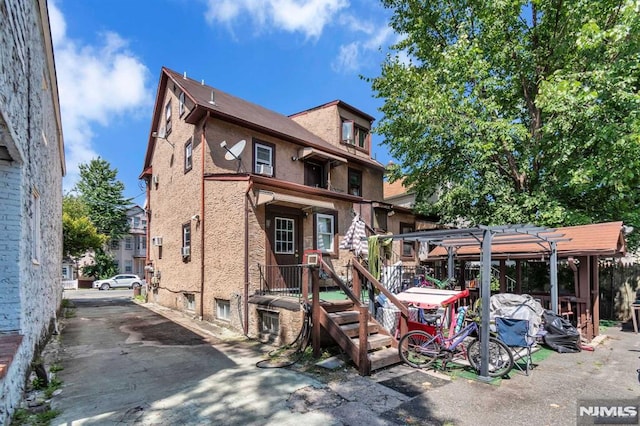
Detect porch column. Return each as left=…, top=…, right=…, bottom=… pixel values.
left=499, top=260, right=507, bottom=293
left=550, top=242, right=558, bottom=314
left=592, top=257, right=600, bottom=337
left=478, top=228, right=493, bottom=381
left=515, top=260, right=522, bottom=294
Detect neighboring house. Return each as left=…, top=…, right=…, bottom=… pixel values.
left=383, top=177, right=415, bottom=208
left=109, top=205, right=147, bottom=277
left=140, top=67, right=433, bottom=344
left=0, top=0, right=65, bottom=423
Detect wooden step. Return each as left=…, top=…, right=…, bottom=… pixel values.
left=369, top=347, right=402, bottom=371
left=340, top=322, right=379, bottom=337
left=351, top=334, right=392, bottom=351
left=320, top=300, right=355, bottom=313
left=328, top=311, right=359, bottom=325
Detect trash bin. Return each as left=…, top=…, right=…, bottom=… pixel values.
left=133, top=286, right=141, bottom=297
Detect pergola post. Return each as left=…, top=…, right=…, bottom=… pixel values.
left=550, top=241, right=558, bottom=314
left=447, top=247, right=455, bottom=280
left=479, top=228, right=493, bottom=381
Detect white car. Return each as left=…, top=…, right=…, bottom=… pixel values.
left=93, top=274, right=143, bottom=290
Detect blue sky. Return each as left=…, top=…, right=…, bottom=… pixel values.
left=48, top=0, right=401, bottom=203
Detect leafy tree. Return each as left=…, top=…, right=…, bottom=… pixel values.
left=62, top=195, right=106, bottom=259
left=81, top=248, right=118, bottom=279
left=372, top=0, right=640, bottom=247
left=75, top=157, right=132, bottom=241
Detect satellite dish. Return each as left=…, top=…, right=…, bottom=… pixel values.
left=222, top=139, right=246, bottom=161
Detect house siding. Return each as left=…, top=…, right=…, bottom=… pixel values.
left=0, top=0, right=65, bottom=423
left=143, top=68, right=430, bottom=346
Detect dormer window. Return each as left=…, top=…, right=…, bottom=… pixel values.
left=341, top=119, right=368, bottom=151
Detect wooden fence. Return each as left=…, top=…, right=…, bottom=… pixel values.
left=599, top=262, right=640, bottom=321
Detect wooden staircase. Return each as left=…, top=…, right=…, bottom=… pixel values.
left=318, top=301, right=401, bottom=375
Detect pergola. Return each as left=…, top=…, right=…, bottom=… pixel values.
left=385, top=221, right=627, bottom=379
left=385, top=224, right=569, bottom=381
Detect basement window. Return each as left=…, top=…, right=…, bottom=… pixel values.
left=216, top=299, right=230, bottom=321
left=259, top=310, right=279, bottom=335
left=184, top=293, right=195, bottom=311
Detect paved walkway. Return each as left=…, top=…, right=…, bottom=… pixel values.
left=41, top=291, right=640, bottom=425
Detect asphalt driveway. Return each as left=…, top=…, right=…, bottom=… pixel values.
left=50, top=290, right=329, bottom=425
left=46, top=290, right=640, bottom=425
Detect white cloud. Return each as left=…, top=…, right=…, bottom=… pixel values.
left=204, top=0, right=349, bottom=39
left=48, top=1, right=151, bottom=192
left=332, top=22, right=394, bottom=73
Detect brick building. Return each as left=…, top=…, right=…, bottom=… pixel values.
left=0, top=0, right=65, bottom=422
left=140, top=67, right=432, bottom=344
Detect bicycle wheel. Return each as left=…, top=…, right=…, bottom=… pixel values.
left=398, top=330, right=441, bottom=369
left=466, top=337, right=514, bottom=377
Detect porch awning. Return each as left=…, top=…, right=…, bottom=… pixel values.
left=255, top=190, right=335, bottom=210
left=298, top=147, right=347, bottom=164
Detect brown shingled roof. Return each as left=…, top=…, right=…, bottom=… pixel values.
left=427, top=221, right=626, bottom=259
left=164, top=67, right=384, bottom=170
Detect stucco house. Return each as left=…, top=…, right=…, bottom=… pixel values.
left=0, top=0, right=65, bottom=422
left=140, top=67, right=436, bottom=349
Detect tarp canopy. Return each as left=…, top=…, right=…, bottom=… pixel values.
left=395, top=287, right=470, bottom=310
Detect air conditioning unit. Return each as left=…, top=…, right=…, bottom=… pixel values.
left=181, top=246, right=191, bottom=257
left=152, top=236, right=163, bottom=246
left=342, top=138, right=355, bottom=145
left=256, top=164, right=273, bottom=176
left=152, top=175, right=159, bottom=185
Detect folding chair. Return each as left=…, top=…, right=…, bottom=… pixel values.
left=495, top=317, right=535, bottom=376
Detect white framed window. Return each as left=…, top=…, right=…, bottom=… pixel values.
left=274, top=217, right=294, bottom=254
left=31, top=187, right=41, bottom=263
left=216, top=299, right=230, bottom=321
left=316, top=213, right=335, bottom=253
left=165, top=101, right=172, bottom=134
left=185, top=138, right=193, bottom=172
left=253, top=141, right=274, bottom=176
left=125, top=237, right=133, bottom=250
left=182, top=223, right=191, bottom=248
left=125, top=260, right=133, bottom=273
left=111, top=240, right=120, bottom=250
left=259, top=309, right=279, bottom=334
left=179, top=91, right=185, bottom=116
left=185, top=293, right=195, bottom=311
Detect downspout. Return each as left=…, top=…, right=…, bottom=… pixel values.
left=243, top=180, right=253, bottom=335
left=199, top=113, right=209, bottom=320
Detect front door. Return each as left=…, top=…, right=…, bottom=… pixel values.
left=266, top=207, right=303, bottom=293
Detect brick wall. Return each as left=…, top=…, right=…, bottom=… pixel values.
left=0, top=0, right=64, bottom=423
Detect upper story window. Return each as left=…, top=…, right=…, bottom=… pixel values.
left=253, top=140, right=274, bottom=177
left=341, top=120, right=369, bottom=151
left=304, top=161, right=326, bottom=189
left=182, top=223, right=191, bottom=248
left=315, top=213, right=336, bottom=254
left=165, top=101, right=172, bottom=135
left=111, top=240, right=120, bottom=250
left=125, top=237, right=133, bottom=250
left=182, top=222, right=191, bottom=261
left=132, top=216, right=140, bottom=228
left=179, top=91, right=185, bottom=116
left=185, top=138, right=193, bottom=173
left=348, top=168, right=362, bottom=197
